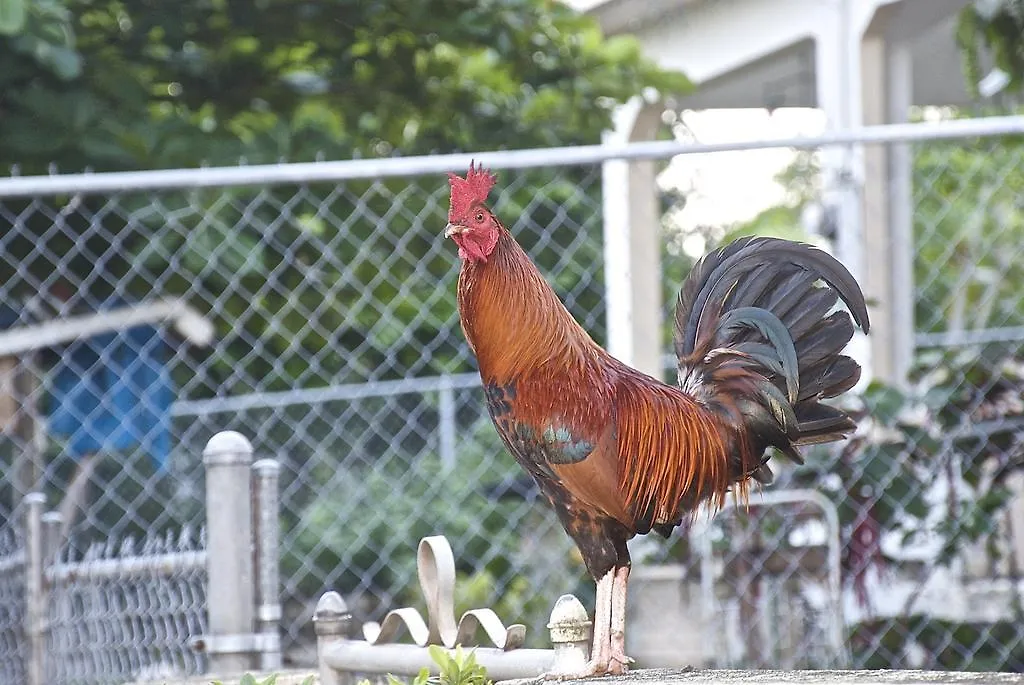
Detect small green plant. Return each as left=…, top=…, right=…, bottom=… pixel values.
left=358, top=644, right=493, bottom=685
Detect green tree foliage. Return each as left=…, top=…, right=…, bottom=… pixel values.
left=957, top=0, right=1024, bottom=98
left=914, top=134, right=1024, bottom=334
left=0, top=0, right=690, bottom=173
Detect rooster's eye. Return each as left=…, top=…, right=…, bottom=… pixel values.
left=475, top=213, right=485, bottom=223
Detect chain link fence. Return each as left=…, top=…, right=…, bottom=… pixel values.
left=847, top=130, right=1024, bottom=672
left=0, top=162, right=602, bottom=674
left=1, top=116, right=1024, bottom=681
left=45, top=527, right=208, bottom=685
left=0, top=523, right=26, bottom=684
left=0, top=442, right=279, bottom=685
left=640, top=116, right=1024, bottom=672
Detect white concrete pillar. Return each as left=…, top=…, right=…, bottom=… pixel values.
left=815, top=7, right=872, bottom=385
left=601, top=97, right=665, bottom=379
left=862, top=30, right=915, bottom=388
left=884, top=32, right=916, bottom=389
left=855, top=4, right=917, bottom=388
left=861, top=28, right=894, bottom=386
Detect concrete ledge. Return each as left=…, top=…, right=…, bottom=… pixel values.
left=125, top=670, right=317, bottom=685
left=552, top=669, right=1023, bottom=685
left=127, top=666, right=1023, bottom=685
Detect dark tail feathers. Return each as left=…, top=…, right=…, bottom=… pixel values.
left=674, top=236, right=870, bottom=484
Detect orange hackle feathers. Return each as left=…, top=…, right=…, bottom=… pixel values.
left=447, top=161, right=498, bottom=221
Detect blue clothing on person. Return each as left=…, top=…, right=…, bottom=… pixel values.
left=46, top=316, right=173, bottom=470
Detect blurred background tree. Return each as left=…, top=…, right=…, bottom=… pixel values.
left=957, top=0, right=1024, bottom=100
left=0, top=0, right=689, bottom=171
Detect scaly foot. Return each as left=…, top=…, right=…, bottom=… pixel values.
left=542, top=657, right=614, bottom=680
left=607, top=649, right=633, bottom=675
left=608, top=627, right=633, bottom=675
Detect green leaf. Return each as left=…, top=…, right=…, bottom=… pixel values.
left=601, top=35, right=640, bottom=63
left=864, top=383, right=907, bottom=424
left=45, top=45, right=83, bottom=80
left=0, top=0, right=26, bottom=36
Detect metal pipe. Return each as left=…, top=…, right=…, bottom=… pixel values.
left=171, top=372, right=482, bottom=417
left=24, top=492, right=46, bottom=685
left=0, top=551, right=25, bottom=575
left=0, top=298, right=214, bottom=357
left=438, top=375, right=457, bottom=472
left=1, top=116, right=1022, bottom=197
left=253, top=458, right=283, bottom=671
left=915, top=325, right=1024, bottom=347
left=40, top=511, right=63, bottom=568
left=45, top=550, right=206, bottom=582
left=320, top=642, right=556, bottom=680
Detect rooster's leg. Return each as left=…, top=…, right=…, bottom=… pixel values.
left=608, top=565, right=632, bottom=673
left=585, top=567, right=613, bottom=672
left=544, top=568, right=613, bottom=679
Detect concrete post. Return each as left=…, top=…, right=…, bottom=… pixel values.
left=314, top=591, right=353, bottom=685
left=859, top=9, right=915, bottom=389
left=203, top=430, right=256, bottom=676
left=602, top=97, right=666, bottom=380
left=883, top=38, right=915, bottom=389
left=253, top=458, right=283, bottom=671
left=546, top=594, right=592, bottom=677
left=814, top=4, right=871, bottom=384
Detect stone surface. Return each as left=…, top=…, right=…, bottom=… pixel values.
left=555, top=669, right=1024, bottom=685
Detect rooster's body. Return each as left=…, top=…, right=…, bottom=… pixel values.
left=445, top=164, right=869, bottom=678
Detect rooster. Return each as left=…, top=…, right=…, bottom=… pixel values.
left=445, top=163, right=869, bottom=677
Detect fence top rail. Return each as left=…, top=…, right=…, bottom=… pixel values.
left=46, top=550, right=206, bottom=583
left=0, top=115, right=1022, bottom=198
left=171, top=371, right=482, bottom=417
left=0, top=550, right=24, bottom=576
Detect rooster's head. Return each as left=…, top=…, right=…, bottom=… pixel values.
left=446, top=162, right=500, bottom=263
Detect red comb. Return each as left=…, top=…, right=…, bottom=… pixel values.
left=448, top=161, right=497, bottom=220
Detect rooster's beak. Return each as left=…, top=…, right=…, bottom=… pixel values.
left=444, top=223, right=466, bottom=238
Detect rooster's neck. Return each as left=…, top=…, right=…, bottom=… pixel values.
left=456, top=230, right=602, bottom=381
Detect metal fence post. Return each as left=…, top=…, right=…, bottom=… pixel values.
left=24, top=492, right=46, bottom=685
left=203, top=431, right=256, bottom=676
left=438, top=374, right=457, bottom=472
left=40, top=511, right=63, bottom=566
left=252, top=458, right=282, bottom=671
